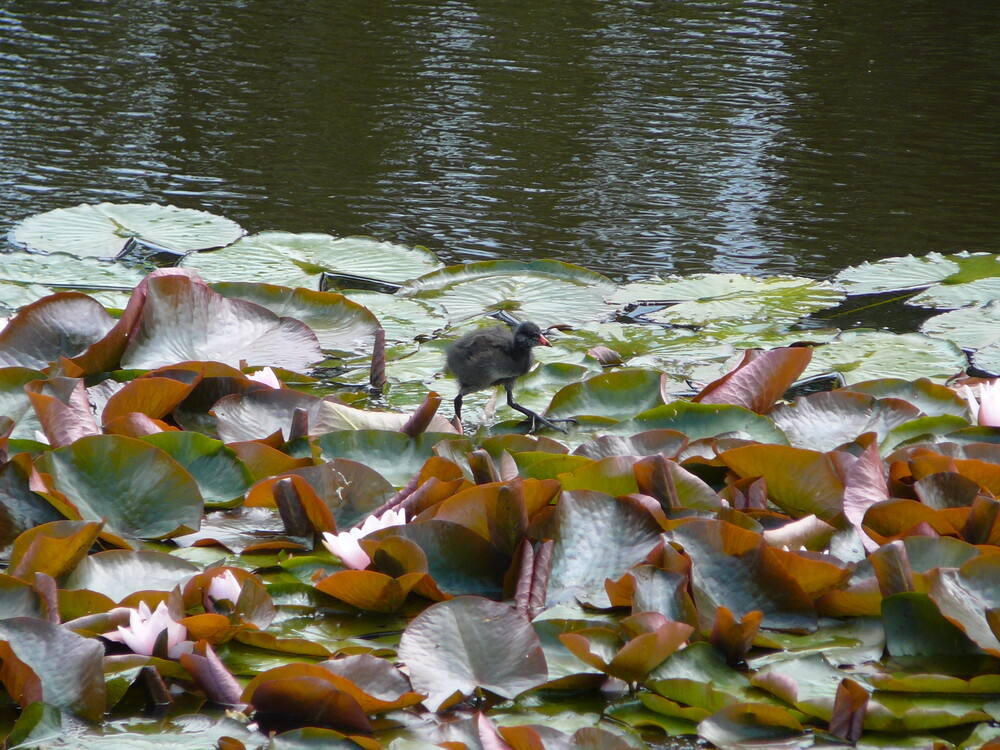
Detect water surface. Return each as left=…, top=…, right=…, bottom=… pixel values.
left=2, top=0, right=999, bottom=281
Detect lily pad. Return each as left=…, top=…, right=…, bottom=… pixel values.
left=834, top=252, right=962, bottom=294
left=921, top=301, right=1000, bottom=351
left=37, top=434, right=204, bottom=539
left=398, top=596, right=547, bottom=711
left=182, top=231, right=441, bottom=286
left=0, top=293, right=116, bottom=370
left=804, top=330, right=967, bottom=384
left=120, top=274, right=323, bottom=371
left=611, top=273, right=843, bottom=327
left=0, top=617, right=106, bottom=722
left=398, top=260, right=615, bottom=327
left=64, top=549, right=199, bottom=602
left=140, top=431, right=253, bottom=507
left=212, top=282, right=380, bottom=355
left=10, top=202, right=244, bottom=258
left=546, top=369, right=664, bottom=421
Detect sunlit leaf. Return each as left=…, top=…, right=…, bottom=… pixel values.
left=11, top=202, right=244, bottom=257
left=182, top=230, right=441, bottom=286
left=120, top=274, right=323, bottom=370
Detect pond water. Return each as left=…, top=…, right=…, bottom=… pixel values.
left=2, top=0, right=999, bottom=282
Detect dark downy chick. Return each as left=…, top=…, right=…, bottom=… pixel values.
left=445, top=321, right=570, bottom=432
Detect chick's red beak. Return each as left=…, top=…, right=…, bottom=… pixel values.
left=538, top=333, right=552, bottom=347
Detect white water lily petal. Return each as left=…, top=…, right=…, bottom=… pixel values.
left=207, top=570, right=243, bottom=604
left=247, top=367, right=281, bottom=388
left=104, top=601, right=192, bottom=658
left=321, top=509, right=408, bottom=570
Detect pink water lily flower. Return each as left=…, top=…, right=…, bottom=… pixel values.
left=247, top=367, right=281, bottom=388
left=207, top=570, right=243, bottom=605
left=321, top=508, right=408, bottom=570
left=964, top=380, right=1000, bottom=427
left=104, top=601, right=192, bottom=658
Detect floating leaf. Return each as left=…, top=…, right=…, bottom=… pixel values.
left=37, top=434, right=204, bottom=539
left=0, top=293, right=116, bottom=369
left=835, top=252, right=961, bottom=294
left=697, top=703, right=807, bottom=750
left=140, top=432, right=253, bottom=507
left=399, top=260, right=615, bottom=327
left=769, top=391, right=920, bottom=452
left=64, top=550, right=198, bottom=602
left=921, top=300, right=1000, bottom=351
left=539, top=491, right=663, bottom=608
left=182, top=231, right=441, bottom=286
left=545, top=369, right=664, bottom=421
left=611, top=273, right=843, bottom=327
left=120, top=274, right=323, bottom=371
left=612, top=401, right=788, bottom=444
left=0, top=617, right=106, bottom=721
left=398, top=596, right=547, bottom=711
left=11, top=202, right=244, bottom=257
left=805, top=330, right=967, bottom=385
left=212, top=282, right=380, bottom=354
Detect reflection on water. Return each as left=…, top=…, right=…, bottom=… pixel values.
left=1, top=0, right=999, bottom=280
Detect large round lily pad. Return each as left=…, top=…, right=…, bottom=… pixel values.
left=614, top=274, right=843, bottom=327
left=120, top=275, right=323, bottom=371
left=10, top=202, right=244, bottom=258
left=37, top=434, right=204, bottom=539
left=805, top=330, right=967, bottom=384
left=211, top=282, right=380, bottom=355
left=398, top=260, right=615, bottom=327
left=398, top=596, right=547, bottom=711
left=920, top=301, right=1000, bottom=351
left=181, top=231, right=442, bottom=286
left=834, top=252, right=962, bottom=294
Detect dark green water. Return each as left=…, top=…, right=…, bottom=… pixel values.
left=2, top=0, right=999, bottom=281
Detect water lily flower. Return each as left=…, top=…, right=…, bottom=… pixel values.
left=247, top=367, right=281, bottom=388
left=104, top=601, right=192, bottom=658
left=321, top=508, right=408, bottom=570
left=207, top=570, right=243, bottom=606
left=964, top=380, right=1000, bottom=427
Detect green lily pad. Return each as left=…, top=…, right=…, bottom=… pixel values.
left=546, top=369, right=664, bottom=421
left=398, top=596, right=547, bottom=712
left=611, top=401, right=789, bottom=445
left=972, top=341, right=1000, bottom=375
left=314, top=430, right=455, bottom=488
left=0, top=617, right=106, bottom=722
left=0, top=251, right=145, bottom=299
left=665, top=519, right=818, bottom=632
left=181, top=231, right=441, bottom=286
left=37, top=434, right=204, bottom=539
left=611, top=273, right=843, bottom=327
left=921, top=301, right=1000, bottom=351
left=139, top=431, right=253, bottom=507
left=342, top=290, right=449, bottom=346
left=11, top=202, right=244, bottom=258
left=910, top=276, right=1000, bottom=310
left=805, top=330, right=967, bottom=384
left=538, top=490, right=664, bottom=608
left=211, top=283, right=380, bottom=355
left=845, top=378, right=970, bottom=418
left=398, top=260, right=615, bottom=327
left=835, top=252, right=962, bottom=294
left=64, top=549, right=199, bottom=601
